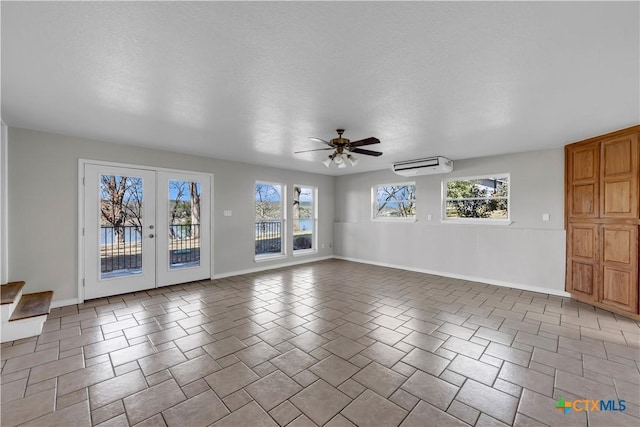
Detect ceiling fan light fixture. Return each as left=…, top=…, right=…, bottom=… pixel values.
left=303, top=129, right=382, bottom=168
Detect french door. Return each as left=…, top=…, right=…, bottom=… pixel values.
left=156, top=171, right=211, bottom=287
left=83, top=163, right=211, bottom=300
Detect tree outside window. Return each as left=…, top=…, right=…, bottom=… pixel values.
left=100, top=175, right=143, bottom=243
left=445, top=175, right=509, bottom=220
left=374, top=184, right=416, bottom=219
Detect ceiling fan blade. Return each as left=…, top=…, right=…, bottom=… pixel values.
left=294, top=148, right=335, bottom=154
left=308, top=137, right=334, bottom=146
left=350, top=147, right=383, bottom=157
left=349, top=137, right=380, bottom=147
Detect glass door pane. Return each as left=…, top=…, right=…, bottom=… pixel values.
left=168, top=179, right=201, bottom=270
left=99, top=175, right=144, bottom=279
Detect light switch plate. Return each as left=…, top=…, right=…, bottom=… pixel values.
left=224, top=210, right=232, bottom=217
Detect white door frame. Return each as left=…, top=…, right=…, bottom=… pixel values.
left=78, top=159, right=214, bottom=303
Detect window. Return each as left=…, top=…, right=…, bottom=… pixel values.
left=373, top=182, right=416, bottom=220
left=293, top=185, right=317, bottom=254
left=255, top=182, right=285, bottom=258
left=444, top=174, right=510, bottom=222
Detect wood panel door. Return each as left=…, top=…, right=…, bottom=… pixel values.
left=600, top=133, right=639, bottom=219
left=566, top=222, right=599, bottom=301
left=600, top=224, right=638, bottom=313
left=566, top=142, right=600, bottom=219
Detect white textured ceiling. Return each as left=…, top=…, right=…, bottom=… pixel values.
left=2, top=1, right=639, bottom=175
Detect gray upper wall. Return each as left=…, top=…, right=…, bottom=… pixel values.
left=7, top=127, right=335, bottom=302
left=7, top=125, right=567, bottom=303
left=333, top=148, right=567, bottom=294
left=336, top=148, right=565, bottom=229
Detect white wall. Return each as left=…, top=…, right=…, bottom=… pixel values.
left=1, top=122, right=8, bottom=284
left=334, top=148, right=568, bottom=296
left=7, top=127, right=335, bottom=303
left=7, top=126, right=568, bottom=303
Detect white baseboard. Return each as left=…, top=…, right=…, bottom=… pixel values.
left=57, top=257, right=333, bottom=308
left=51, top=298, right=80, bottom=309
left=53, top=255, right=567, bottom=309
left=212, top=256, right=334, bottom=280
left=333, top=255, right=571, bottom=298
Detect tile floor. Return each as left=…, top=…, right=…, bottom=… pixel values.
left=1, top=259, right=639, bottom=426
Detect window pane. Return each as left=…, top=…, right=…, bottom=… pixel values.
left=255, top=183, right=282, bottom=220
left=293, top=219, right=313, bottom=251
left=256, top=182, right=283, bottom=256
left=445, top=176, right=509, bottom=220
left=168, top=180, right=201, bottom=269
left=294, top=186, right=315, bottom=252
left=294, top=186, right=313, bottom=220
left=446, top=199, right=509, bottom=219
left=255, top=220, right=282, bottom=255
left=375, top=184, right=416, bottom=218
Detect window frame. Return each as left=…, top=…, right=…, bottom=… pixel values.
left=292, top=184, right=318, bottom=256
left=371, top=181, right=417, bottom=222
left=254, top=180, right=287, bottom=261
left=441, top=173, right=511, bottom=225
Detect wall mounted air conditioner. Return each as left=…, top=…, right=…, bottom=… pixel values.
left=392, top=156, right=453, bottom=176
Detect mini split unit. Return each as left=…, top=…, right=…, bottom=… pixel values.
left=392, top=156, right=454, bottom=176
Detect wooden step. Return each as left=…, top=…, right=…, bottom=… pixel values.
left=9, top=291, right=53, bottom=321
left=1, top=281, right=26, bottom=305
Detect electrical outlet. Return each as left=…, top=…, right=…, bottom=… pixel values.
left=542, top=213, right=550, bottom=222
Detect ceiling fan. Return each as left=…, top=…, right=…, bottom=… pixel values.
left=295, top=129, right=383, bottom=168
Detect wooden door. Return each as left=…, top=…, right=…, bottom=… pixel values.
left=566, top=222, right=599, bottom=301
left=566, top=142, right=599, bottom=218
left=600, top=224, right=638, bottom=313
left=600, top=133, right=639, bottom=219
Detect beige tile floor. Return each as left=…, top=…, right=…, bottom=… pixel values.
left=1, top=259, right=639, bottom=426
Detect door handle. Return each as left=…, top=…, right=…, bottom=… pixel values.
left=148, top=234, right=155, bottom=238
